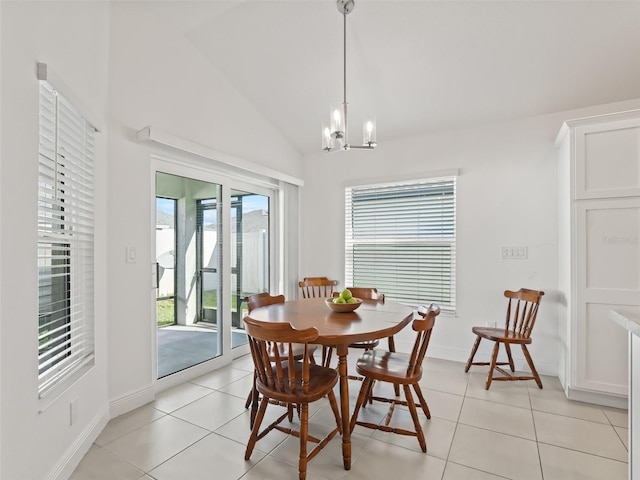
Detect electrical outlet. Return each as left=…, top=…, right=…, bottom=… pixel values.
left=501, top=246, right=528, bottom=259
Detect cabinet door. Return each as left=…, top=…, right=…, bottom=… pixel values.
left=575, top=198, right=640, bottom=395
left=575, top=118, right=640, bottom=200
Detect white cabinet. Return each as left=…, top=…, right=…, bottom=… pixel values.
left=557, top=110, right=640, bottom=408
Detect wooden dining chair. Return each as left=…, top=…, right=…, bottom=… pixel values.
left=464, top=288, right=545, bottom=390
left=298, top=276, right=338, bottom=298
left=243, top=293, right=315, bottom=427
left=244, top=317, right=342, bottom=480
left=349, top=303, right=440, bottom=453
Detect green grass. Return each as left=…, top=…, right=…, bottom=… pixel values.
left=156, top=298, right=175, bottom=326
left=156, top=292, right=251, bottom=327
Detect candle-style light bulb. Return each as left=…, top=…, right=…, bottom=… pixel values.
left=363, top=118, right=376, bottom=147
left=330, top=104, right=345, bottom=139
left=322, top=125, right=333, bottom=151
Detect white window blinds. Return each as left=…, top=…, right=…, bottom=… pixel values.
left=345, top=177, right=456, bottom=310
left=38, top=81, right=96, bottom=397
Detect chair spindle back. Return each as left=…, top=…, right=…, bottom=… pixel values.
left=244, top=317, right=318, bottom=397
left=299, top=277, right=338, bottom=298
left=405, top=304, right=440, bottom=377
left=504, top=288, right=544, bottom=339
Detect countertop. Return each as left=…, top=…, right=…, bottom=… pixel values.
left=611, top=308, right=640, bottom=337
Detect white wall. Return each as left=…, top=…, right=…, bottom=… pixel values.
left=106, top=1, right=302, bottom=411
left=0, top=2, right=110, bottom=479
left=300, top=99, right=640, bottom=375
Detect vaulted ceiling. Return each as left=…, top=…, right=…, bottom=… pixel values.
left=148, top=0, right=640, bottom=156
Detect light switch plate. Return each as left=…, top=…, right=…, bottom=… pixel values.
left=126, top=246, right=137, bottom=263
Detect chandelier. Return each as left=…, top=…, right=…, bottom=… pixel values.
left=322, top=0, right=377, bottom=152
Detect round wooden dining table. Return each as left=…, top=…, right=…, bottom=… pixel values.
left=246, top=297, right=415, bottom=470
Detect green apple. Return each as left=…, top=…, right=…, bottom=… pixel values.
left=333, top=297, right=347, bottom=304
left=346, top=297, right=358, bottom=304
left=340, top=289, right=352, bottom=300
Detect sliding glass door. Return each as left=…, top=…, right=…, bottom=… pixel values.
left=156, top=172, right=223, bottom=378
left=155, top=170, right=275, bottom=379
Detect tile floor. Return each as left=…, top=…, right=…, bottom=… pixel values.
left=71, top=354, right=629, bottom=480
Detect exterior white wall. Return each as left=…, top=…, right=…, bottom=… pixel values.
left=106, top=1, right=302, bottom=411
left=300, top=99, right=640, bottom=375
left=0, top=2, right=110, bottom=479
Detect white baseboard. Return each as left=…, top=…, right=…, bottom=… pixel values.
left=567, top=386, right=628, bottom=410
left=44, top=405, right=109, bottom=480
left=109, top=385, right=155, bottom=418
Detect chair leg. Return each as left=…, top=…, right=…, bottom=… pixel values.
left=485, top=342, right=500, bottom=390
left=249, top=380, right=259, bottom=429
left=413, top=383, right=431, bottom=419
left=245, top=396, right=268, bottom=460
left=465, top=336, right=482, bottom=372
left=504, top=343, right=515, bottom=372
left=327, top=390, right=342, bottom=435
left=245, top=388, right=253, bottom=410
left=364, top=379, right=375, bottom=406
left=521, top=344, right=543, bottom=389
left=245, top=371, right=257, bottom=409
left=404, top=384, right=426, bottom=453
left=298, top=403, right=309, bottom=480
left=350, top=377, right=373, bottom=433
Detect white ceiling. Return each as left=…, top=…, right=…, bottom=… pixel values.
left=156, top=0, right=640, bottom=156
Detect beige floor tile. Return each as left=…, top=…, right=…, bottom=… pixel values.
left=532, top=375, right=564, bottom=392
left=529, top=388, right=609, bottom=423
left=425, top=357, right=467, bottom=371
left=538, top=442, right=628, bottom=480
left=71, top=353, right=636, bottom=480
left=371, top=409, right=457, bottom=459
left=95, top=405, right=166, bottom=446
left=604, top=406, right=629, bottom=428
left=533, top=410, right=628, bottom=461
left=349, top=399, right=391, bottom=438
left=215, top=407, right=293, bottom=455
left=152, top=382, right=214, bottom=413
left=217, top=372, right=255, bottom=399
left=270, top=430, right=370, bottom=479
left=149, top=432, right=265, bottom=480
left=466, top=371, right=532, bottom=409
left=190, top=365, right=252, bottom=390
left=615, top=426, right=629, bottom=450
left=102, top=415, right=208, bottom=472
left=420, top=388, right=464, bottom=422
left=443, top=462, right=509, bottom=480
left=339, top=437, right=446, bottom=479
left=240, top=456, right=327, bottom=480
left=419, top=367, right=470, bottom=396
left=449, top=424, right=542, bottom=480
left=70, top=445, right=144, bottom=480
left=232, top=353, right=255, bottom=372
left=171, top=390, right=248, bottom=431
left=459, top=397, right=536, bottom=440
